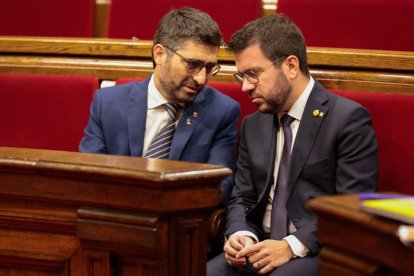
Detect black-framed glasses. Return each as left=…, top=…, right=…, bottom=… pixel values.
left=164, top=46, right=221, bottom=77
left=233, top=56, right=287, bottom=85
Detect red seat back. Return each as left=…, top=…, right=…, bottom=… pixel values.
left=107, top=0, right=261, bottom=41
left=0, top=74, right=98, bottom=151
left=332, top=90, right=414, bottom=195
left=277, top=0, right=414, bottom=51
left=0, top=0, right=95, bottom=37
left=208, top=81, right=256, bottom=127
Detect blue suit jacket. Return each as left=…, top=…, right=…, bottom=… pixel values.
left=225, top=81, right=378, bottom=254
left=80, top=78, right=240, bottom=206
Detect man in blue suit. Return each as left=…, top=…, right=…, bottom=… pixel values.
left=207, top=14, right=378, bottom=275
left=79, top=8, right=239, bottom=218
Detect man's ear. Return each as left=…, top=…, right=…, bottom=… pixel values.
left=153, top=44, right=166, bottom=65
left=284, top=55, right=300, bottom=79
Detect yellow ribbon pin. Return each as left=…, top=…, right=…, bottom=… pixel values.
left=186, top=118, right=191, bottom=125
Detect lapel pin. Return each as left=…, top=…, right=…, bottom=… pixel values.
left=319, top=112, right=324, bottom=117
left=312, top=109, right=320, bottom=117
left=193, top=112, right=198, bottom=118
left=186, top=118, right=191, bottom=125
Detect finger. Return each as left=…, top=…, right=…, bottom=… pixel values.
left=223, top=241, right=241, bottom=257
left=258, top=262, right=275, bottom=275
left=237, top=242, right=259, bottom=258
left=225, top=252, right=246, bottom=267
left=253, top=260, right=262, bottom=271
left=229, top=237, right=246, bottom=251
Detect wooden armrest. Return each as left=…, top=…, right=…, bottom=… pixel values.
left=208, top=208, right=225, bottom=242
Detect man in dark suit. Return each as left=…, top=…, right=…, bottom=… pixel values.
left=207, top=14, right=378, bottom=275
left=79, top=8, right=239, bottom=210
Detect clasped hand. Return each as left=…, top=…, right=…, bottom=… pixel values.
left=224, top=235, right=294, bottom=274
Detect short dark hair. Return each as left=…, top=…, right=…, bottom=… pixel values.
left=227, top=14, right=309, bottom=77
left=152, top=7, right=223, bottom=67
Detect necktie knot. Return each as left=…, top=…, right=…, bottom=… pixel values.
left=281, top=114, right=295, bottom=128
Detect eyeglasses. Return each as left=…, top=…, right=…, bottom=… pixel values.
left=164, top=46, right=221, bottom=77
left=233, top=56, right=287, bottom=85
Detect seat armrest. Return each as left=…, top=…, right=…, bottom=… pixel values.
left=208, top=208, right=225, bottom=242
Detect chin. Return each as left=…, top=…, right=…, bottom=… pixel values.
left=174, top=91, right=197, bottom=104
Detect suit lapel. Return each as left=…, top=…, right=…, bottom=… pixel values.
left=258, top=114, right=278, bottom=203
left=169, top=91, right=206, bottom=160
left=126, top=81, right=148, bottom=156
left=288, top=82, right=329, bottom=196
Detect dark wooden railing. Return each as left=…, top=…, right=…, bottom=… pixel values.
left=0, top=147, right=231, bottom=275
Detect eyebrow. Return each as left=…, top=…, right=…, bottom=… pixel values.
left=186, top=57, right=218, bottom=65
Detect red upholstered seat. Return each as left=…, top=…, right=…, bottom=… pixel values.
left=0, top=0, right=95, bottom=37
left=277, top=0, right=414, bottom=51
left=0, top=74, right=98, bottom=151
left=107, top=0, right=261, bottom=41
left=332, top=90, right=414, bottom=195
left=208, top=81, right=256, bottom=127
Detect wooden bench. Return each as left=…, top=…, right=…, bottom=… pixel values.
left=0, top=36, right=412, bottom=89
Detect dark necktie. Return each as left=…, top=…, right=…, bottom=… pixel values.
left=270, top=114, right=295, bottom=239
left=144, top=103, right=179, bottom=159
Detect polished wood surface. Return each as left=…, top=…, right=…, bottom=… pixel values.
left=308, top=194, right=414, bottom=275
left=0, top=36, right=413, bottom=94
left=0, top=147, right=231, bottom=275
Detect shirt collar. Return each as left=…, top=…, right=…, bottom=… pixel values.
left=147, top=74, right=169, bottom=110
left=281, top=76, right=314, bottom=121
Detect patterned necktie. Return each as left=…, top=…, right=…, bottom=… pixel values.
left=144, top=103, right=179, bottom=159
left=270, top=114, right=295, bottom=239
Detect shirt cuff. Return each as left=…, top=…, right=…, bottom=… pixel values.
left=229, top=231, right=259, bottom=243
left=283, top=235, right=310, bottom=258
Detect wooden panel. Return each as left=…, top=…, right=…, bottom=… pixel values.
left=0, top=37, right=413, bottom=94
left=0, top=147, right=230, bottom=275
left=308, top=194, right=414, bottom=275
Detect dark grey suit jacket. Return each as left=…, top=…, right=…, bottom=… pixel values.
left=225, top=80, right=378, bottom=254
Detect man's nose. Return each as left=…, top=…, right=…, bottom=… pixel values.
left=192, top=67, right=207, bottom=85
left=241, top=78, right=255, bottom=92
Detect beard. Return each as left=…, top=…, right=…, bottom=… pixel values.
left=254, top=70, right=292, bottom=114
left=158, top=77, right=203, bottom=104
left=157, top=60, right=204, bottom=104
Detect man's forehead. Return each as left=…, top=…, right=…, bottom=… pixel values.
left=179, top=41, right=219, bottom=61
left=235, top=44, right=267, bottom=70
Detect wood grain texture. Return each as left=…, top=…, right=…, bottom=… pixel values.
left=0, top=37, right=413, bottom=94
left=0, top=147, right=230, bottom=275
left=308, top=194, right=414, bottom=275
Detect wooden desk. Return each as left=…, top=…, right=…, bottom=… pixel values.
left=0, top=147, right=231, bottom=275
left=308, top=194, right=414, bottom=275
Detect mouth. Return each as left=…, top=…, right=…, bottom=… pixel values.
left=183, top=85, right=200, bottom=94
left=249, top=94, right=260, bottom=102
